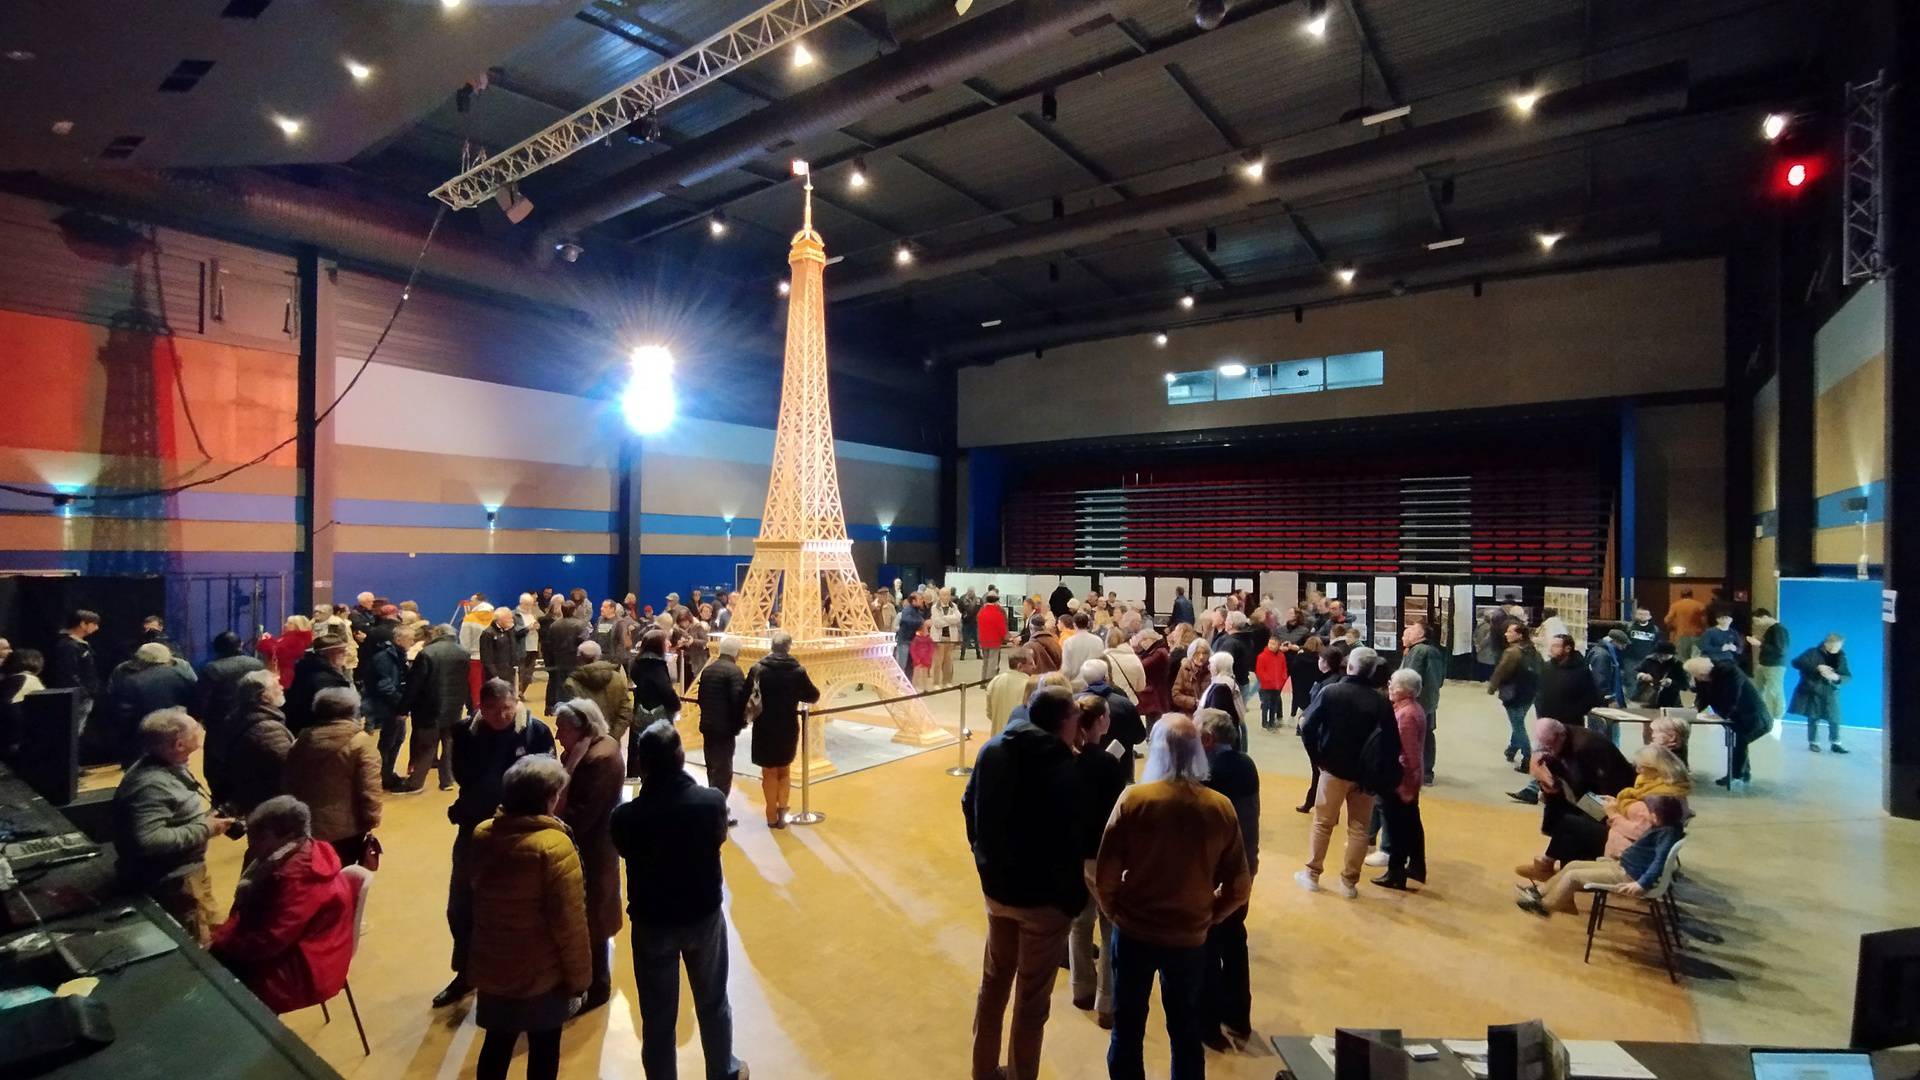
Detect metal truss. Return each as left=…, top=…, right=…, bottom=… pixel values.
left=429, top=0, right=877, bottom=210
left=1842, top=72, right=1887, bottom=285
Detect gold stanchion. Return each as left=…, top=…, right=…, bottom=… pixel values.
left=946, top=682, right=974, bottom=776
left=790, top=703, right=825, bottom=826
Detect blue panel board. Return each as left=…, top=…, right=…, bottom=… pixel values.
left=1777, top=576, right=1883, bottom=730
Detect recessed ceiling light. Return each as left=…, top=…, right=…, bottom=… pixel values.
left=1179, top=292, right=1195, bottom=310
left=849, top=158, right=868, bottom=190
left=1218, top=361, right=1248, bottom=378
left=3, top=49, right=35, bottom=62
left=1154, top=332, right=1169, bottom=347
left=1335, top=265, right=1357, bottom=285
left=792, top=42, right=815, bottom=68
left=1303, top=0, right=1329, bottom=38
left=708, top=215, right=728, bottom=237
left=272, top=115, right=302, bottom=138
left=1537, top=231, right=1565, bottom=251
left=1761, top=112, right=1788, bottom=142
left=1511, top=79, right=1541, bottom=115
left=894, top=244, right=914, bottom=266
left=1426, top=237, right=1466, bottom=250
left=440, top=0, right=462, bottom=9
left=51, top=120, right=74, bottom=136
left=980, top=318, right=1003, bottom=328
left=1240, top=156, right=1265, bottom=180
left=344, top=59, right=372, bottom=81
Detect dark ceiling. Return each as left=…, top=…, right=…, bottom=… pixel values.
left=1, top=0, right=1836, bottom=365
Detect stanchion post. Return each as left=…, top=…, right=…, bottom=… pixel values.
left=791, top=702, right=825, bottom=825
left=947, top=682, right=973, bottom=776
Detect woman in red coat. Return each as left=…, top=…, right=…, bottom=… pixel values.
left=260, top=615, right=315, bottom=691
left=210, top=795, right=356, bottom=1014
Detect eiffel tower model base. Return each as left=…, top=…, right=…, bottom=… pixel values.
left=673, top=632, right=952, bottom=785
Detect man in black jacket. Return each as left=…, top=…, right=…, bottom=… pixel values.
left=961, top=686, right=1082, bottom=1080
left=1077, top=659, right=1144, bottom=755
left=46, top=608, right=102, bottom=742
left=284, top=633, right=352, bottom=733
left=695, top=637, right=749, bottom=813
left=477, top=607, right=520, bottom=688
left=360, top=623, right=410, bottom=790
left=541, top=601, right=592, bottom=715
left=610, top=721, right=747, bottom=1080
left=1535, top=633, right=1603, bottom=724
left=1296, top=647, right=1394, bottom=898
left=434, top=677, right=556, bottom=1009
left=1216, top=611, right=1257, bottom=700
left=1198, top=708, right=1259, bottom=1048
left=401, top=624, right=470, bottom=792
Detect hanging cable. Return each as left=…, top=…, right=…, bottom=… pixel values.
left=0, top=204, right=449, bottom=506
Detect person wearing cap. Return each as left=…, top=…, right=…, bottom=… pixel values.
left=286, top=632, right=354, bottom=734
left=696, top=636, right=750, bottom=814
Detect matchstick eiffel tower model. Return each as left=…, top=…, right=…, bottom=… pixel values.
left=709, top=162, right=948, bottom=778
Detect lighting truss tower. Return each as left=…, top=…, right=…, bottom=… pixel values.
left=688, top=169, right=948, bottom=776
left=429, top=0, right=877, bottom=210
left=1842, top=72, right=1887, bottom=285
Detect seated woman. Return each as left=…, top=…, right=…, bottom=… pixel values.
left=1600, top=745, right=1691, bottom=858
left=1515, top=716, right=1637, bottom=881
left=209, top=796, right=356, bottom=1014
left=1517, top=794, right=1687, bottom=916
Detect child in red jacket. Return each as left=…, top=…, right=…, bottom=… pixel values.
left=1255, top=637, right=1289, bottom=731
left=908, top=624, right=935, bottom=691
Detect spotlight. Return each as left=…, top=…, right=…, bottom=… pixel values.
left=272, top=115, right=303, bottom=138
left=1304, top=0, right=1329, bottom=38
left=708, top=214, right=728, bottom=238
left=792, top=42, right=815, bottom=68
left=1786, top=162, right=1808, bottom=188
left=555, top=240, right=583, bottom=263
left=894, top=244, right=914, bottom=266
left=344, top=59, right=372, bottom=81
left=791, top=158, right=810, bottom=177
left=493, top=182, right=533, bottom=224
left=440, top=0, right=462, bottom=9
left=849, top=157, right=868, bottom=190
left=485, top=509, right=498, bottom=526
left=1536, top=231, right=1564, bottom=252
left=1511, top=76, right=1540, bottom=116
left=1163, top=371, right=1177, bottom=382
left=1154, top=332, right=1169, bottom=347
left=1240, top=154, right=1265, bottom=180
left=1761, top=112, right=1788, bottom=142
left=1192, top=0, right=1229, bottom=31
left=778, top=279, right=790, bottom=296
left=1335, top=264, right=1356, bottom=285
left=622, top=344, right=676, bottom=435
left=1179, top=292, right=1196, bottom=310
left=1218, top=361, right=1248, bottom=378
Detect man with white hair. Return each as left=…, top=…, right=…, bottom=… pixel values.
left=104, top=640, right=198, bottom=765
left=1096, top=714, right=1252, bottom=1078
left=113, top=708, right=234, bottom=943
left=983, top=647, right=1033, bottom=740
left=1079, top=658, right=1145, bottom=757
left=696, top=636, right=750, bottom=811
left=1296, top=646, right=1396, bottom=898
left=929, top=587, right=963, bottom=686
left=1216, top=609, right=1258, bottom=705
left=1061, top=613, right=1105, bottom=684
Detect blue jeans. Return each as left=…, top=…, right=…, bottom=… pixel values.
left=1258, top=689, right=1282, bottom=727
left=895, top=640, right=912, bottom=676
left=1108, top=930, right=1206, bottom=1080
left=1504, top=702, right=1532, bottom=756
left=633, top=910, right=743, bottom=1080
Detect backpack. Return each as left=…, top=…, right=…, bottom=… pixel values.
left=1359, top=723, right=1404, bottom=795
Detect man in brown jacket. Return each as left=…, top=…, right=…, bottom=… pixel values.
left=1026, top=614, right=1063, bottom=674
left=282, top=686, right=382, bottom=867
left=1095, top=714, right=1252, bottom=1079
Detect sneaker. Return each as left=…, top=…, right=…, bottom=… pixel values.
left=1293, top=869, right=1321, bottom=893
left=1515, top=894, right=1549, bottom=918
left=1830, top=743, right=1848, bottom=754
left=1333, top=880, right=1359, bottom=899
left=1364, top=851, right=1390, bottom=868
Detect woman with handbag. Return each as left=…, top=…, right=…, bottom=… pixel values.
left=628, top=630, right=679, bottom=781
left=746, top=630, right=820, bottom=829
left=281, top=686, right=382, bottom=868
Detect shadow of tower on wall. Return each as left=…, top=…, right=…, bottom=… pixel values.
left=81, top=256, right=175, bottom=579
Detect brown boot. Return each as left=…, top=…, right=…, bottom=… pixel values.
left=1514, top=857, right=1555, bottom=882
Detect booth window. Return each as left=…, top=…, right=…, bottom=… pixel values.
left=1165, top=349, right=1384, bottom=405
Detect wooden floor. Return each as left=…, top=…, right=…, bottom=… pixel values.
left=184, top=669, right=1920, bottom=1079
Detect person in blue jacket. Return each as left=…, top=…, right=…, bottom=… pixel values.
left=1516, top=794, right=1686, bottom=916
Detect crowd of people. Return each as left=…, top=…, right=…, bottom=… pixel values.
left=0, top=575, right=1849, bottom=1080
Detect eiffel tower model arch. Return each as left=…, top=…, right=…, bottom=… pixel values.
left=689, top=164, right=949, bottom=779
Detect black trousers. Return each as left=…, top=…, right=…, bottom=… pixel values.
left=477, top=1027, right=560, bottom=1080
left=703, top=733, right=736, bottom=797
left=1542, top=798, right=1606, bottom=864
left=373, top=712, right=407, bottom=784
left=590, top=936, right=612, bottom=996
left=1380, top=790, right=1427, bottom=881
left=448, top=826, right=474, bottom=977
left=1202, top=903, right=1251, bottom=1035
left=544, top=666, right=575, bottom=715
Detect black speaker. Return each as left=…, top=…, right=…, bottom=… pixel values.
left=16, top=688, right=80, bottom=805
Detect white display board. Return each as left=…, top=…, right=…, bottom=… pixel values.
left=1259, top=571, right=1300, bottom=611
left=942, top=570, right=1025, bottom=599
left=1452, top=585, right=1477, bottom=655
left=1371, top=575, right=1399, bottom=650
left=1102, top=575, right=1147, bottom=608
left=1153, top=577, right=1196, bottom=617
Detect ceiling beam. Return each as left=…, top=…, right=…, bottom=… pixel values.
left=1341, top=0, right=1453, bottom=237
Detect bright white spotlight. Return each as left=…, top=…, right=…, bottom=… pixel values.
left=1218, top=361, right=1248, bottom=378
left=1154, top=332, right=1169, bottom=347
left=1536, top=231, right=1564, bottom=252
left=1241, top=156, right=1265, bottom=180
left=272, top=115, right=303, bottom=138
left=792, top=43, right=815, bottom=68
left=1335, top=264, right=1357, bottom=285
left=708, top=215, right=728, bottom=237
left=621, top=344, right=677, bottom=435
left=1762, top=112, right=1788, bottom=142
left=1511, top=88, right=1540, bottom=115
left=344, top=59, right=372, bottom=81
left=440, top=0, right=462, bottom=9
left=777, top=279, right=791, bottom=296
left=895, top=245, right=914, bottom=266
left=1179, top=292, right=1196, bottom=310
left=1304, top=3, right=1330, bottom=37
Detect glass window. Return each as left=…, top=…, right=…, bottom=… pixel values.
left=1268, top=357, right=1325, bottom=395
left=1215, top=362, right=1267, bottom=400
left=1166, top=370, right=1215, bottom=404
left=1324, top=350, right=1385, bottom=389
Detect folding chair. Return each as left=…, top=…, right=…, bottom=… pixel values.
left=318, top=864, right=375, bottom=1055
left=1582, top=836, right=1687, bottom=982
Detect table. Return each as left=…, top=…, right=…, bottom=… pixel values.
left=0, top=765, right=341, bottom=1079
left=1271, top=1035, right=1920, bottom=1079
left=1585, top=706, right=1734, bottom=777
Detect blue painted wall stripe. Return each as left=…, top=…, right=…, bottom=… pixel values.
left=1753, top=481, right=1884, bottom=535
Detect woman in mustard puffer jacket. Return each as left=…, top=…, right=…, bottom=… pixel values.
left=469, top=755, right=590, bottom=1080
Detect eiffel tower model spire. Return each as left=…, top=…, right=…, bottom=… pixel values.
left=696, top=164, right=948, bottom=774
